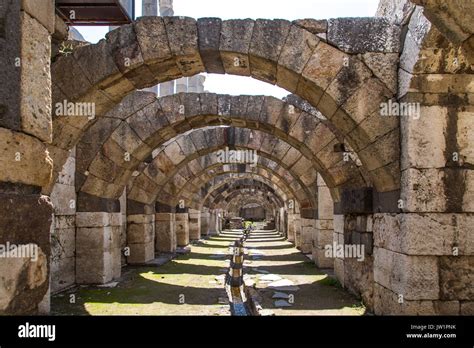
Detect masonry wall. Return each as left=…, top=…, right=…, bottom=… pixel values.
left=374, top=0, right=474, bottom=315
left=0, top=0, right=56, bottom=314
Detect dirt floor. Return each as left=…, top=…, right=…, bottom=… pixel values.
left=51, top=229, right=365, bottom=316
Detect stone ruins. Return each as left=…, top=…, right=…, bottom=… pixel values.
left=0, top=0, right=472, bottom=316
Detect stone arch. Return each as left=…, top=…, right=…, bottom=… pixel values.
left=226, top=196, right=278, bottom=218
left=71, top=92, right=372, bottom=211
left=125, top=127, right=317, bottom=206
left=215, top=188, right=282, bottom=212
left=200, top=173, right=297, bottom=212
left=205, top=181, right=285, bottom=210
left=51, top=16, right=401, bottom=196
left=154, top=163, right=302, bottom=211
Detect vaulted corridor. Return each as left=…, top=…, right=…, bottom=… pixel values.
left=52, top=228, right=364, bottom=316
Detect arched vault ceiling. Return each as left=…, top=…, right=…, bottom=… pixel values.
left=125, top=127, right=318, bottom=205
left=69, top=92, right=381, bottom=206
left=51, top=16, right=402, bottom=194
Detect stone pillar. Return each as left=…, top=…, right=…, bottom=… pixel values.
left=312, top=174, right=334, bottom=268
left=176, top=77, right=188, bottom=93
left=155, top=213, right=176, bottom=253
left=127, top=214, right=155, bottom=264
left=50, top=147, right=76, bottom=293
left=372, top=88, right=474, bottom=315
left=143, top=0, right=158, bottom=15
left=369, top=7, right=474, bottom=314
left=159, top=0, right=173, bottom=16
left=75, top=212, right=122, bottom=284
left=208, top=210, right=218, bottom=235
left=119, top=189, right=127, bottom=266
left=158, top=0, right=174, bottom=96
left=0, top=0, right=56, bottom=315
left=188, top=75, right=206, bottom=93
left=175, top=213, right=189, bottom=246
left=140, top=0, right=158, bottom=94
left=331, top=186, right=376, bottom=311
left=300, top=218, right=316, bottom=254
left=287, top=213, right=297, bottom=242
left=200, top=211, right=210, bottom=236
left=188, top=209, right=201, bottom=240
left=217, top=211, right=224, bottom=233
left=333, top=214, right=345, bottom=287
left=343, top=213, right=374, bottom=310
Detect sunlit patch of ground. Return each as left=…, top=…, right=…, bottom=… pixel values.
left=52, top=230, right=364, bottom=316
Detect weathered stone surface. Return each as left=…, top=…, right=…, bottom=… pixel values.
left=401, top=168, right=453, bottom=212
left=277, top=25, right=319, bottom=92
left=374, top=247, right=439, bottom=300
left=376, top=0, right=415, bottom=25
left=155, top=213, right=176, bottom=252
left=0, top=128, right=53, bottom=187
left=299, top=41, right=348, bottom=106
left=362, top=53, right=399, bottom=94
left=249, top=19, right=291, bottom=84
left=219, top=19, right=255, bottom=76
left=20, top=12, right=52, bottom=142
left=374, top=283, right=438, bottom=315
left=461, top=301, right=474, bottom=315
left=292, top=19, right=327, bottom=34
left=334, top=258, right=345, bottom=286
left=134, top=16, right=172, bottom=68
left=163, top=17, right=205, bottom=77
left=439, top=256, right=474, bottom=300
left=50, top=183, right=76, bottom=215
left=76, top=212, right=112, bottom=227
left=0, top=246, right=48, bottom=314
left=127, top=222, right=154, bottom=244
left=197, top=18, right=225, bottom=73
left=127, top=241, right=154, bottom=264
left=401, top=106, right=447, bottom=170
left=175, top=213, right=189, bottom=246
left=51, top=254, right=75, bottom=293
left=21, top=0, right=55, bottom=33
left=344, top=256, right=374, bottom=310
left=328, top=18, right=401, bottom=53
left=76, top=225, right=121, bottom=284
left=375, top=213, right=474, bottom=255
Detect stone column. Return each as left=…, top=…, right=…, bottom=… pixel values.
left=176, top=77, right=188, bottom=93
left=140, top=0, right=158, bottom=94
left=200, top=211, right=210, bottom=236
left=158, top=0, right=174, bottom=96
left=50, top=147, right=76, bottom=293
left=143, top=0, right=158, bottom=15
left=312, top=174, right=334, bottom=268
left=287, top=213, right=297, bottom=243
left=343, top=212, right=374, bottom=310
left=127, top=214, right=155, bottom=264
left=299, top=218, right=315, bottom=254
left=188, top=209, right=201, bottom=240
left=369, top=7, right=474, bottom=314
left=126, top=200, right=155, bottom=264
left=331, top=187, right=376, bottom=311
left=175, top=213, right=189, bottom=246
left=75, top=212, right=122, bottom=284
left=0, top=0, right=56, bottom=315
left=333, top=214, right=345, bottom=287
left=217, top=210, right=224, bottom=233
left=155, top=213, right=176, bottom=253
left=188, top=75, right=206, bottom=93
left=208, top=210, right=218, bottom=235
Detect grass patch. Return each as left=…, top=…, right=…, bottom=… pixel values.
left=319, top=275, right=342, bottom=288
